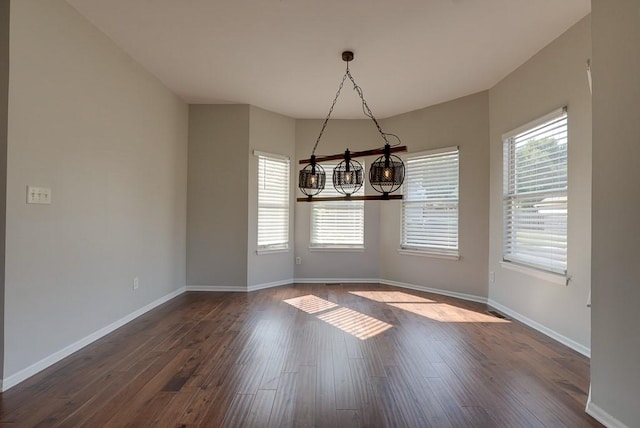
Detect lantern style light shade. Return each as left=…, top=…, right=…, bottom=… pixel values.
left=333, top=150, right=364, bottom=195
left=299, top=159, right=326, bottom=197
left=370, top=145, right=405, bottom=197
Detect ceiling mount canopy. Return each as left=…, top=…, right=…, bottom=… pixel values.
left=341, top=51, right=354, bottom=62
left=298, top=51, right=407, bottom=202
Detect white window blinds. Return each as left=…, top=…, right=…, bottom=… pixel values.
left=503, top=108, right=568, bottom=274
left=257, top=152, right=290, bottom=251
left=401, top=147, right=459, bottom=256
left=311, top=165, right=364, bottom=248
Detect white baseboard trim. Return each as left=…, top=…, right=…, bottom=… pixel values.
left=247, top=279, right=294, bottom=292
left=2, top=286, right=187, bottom=392
left=586, top=397, right=629, bottom=428
left=380, top=279, right=488, bottom=304
left=293, top=277, right=380, bottom=284
left=187, top=280, right=295, bottom=293
left=186, top=285, right=247, bottom=292
left=487, top=298, right=590, bottom=357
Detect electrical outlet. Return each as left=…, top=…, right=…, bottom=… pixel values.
left=133, top=277, right=139, bottom=290
left=489, top=271, right=495, bottom=283
left=295, top=257, right=301, bottom=265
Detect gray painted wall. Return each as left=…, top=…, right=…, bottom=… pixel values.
left=187, top=105, right=249, bottom=288
left=488, top=16, right=592, bottom=350
left=0, top=0, right=9, bottom=380
left=294, top=119, right=381, bottom=280
left=247, top=106, right=295, bottom=287
left=591, top=1, right=640, bottom=425
left=4, top=0, right=188, bottom=378
left=379, top=92, right=490, bottom=298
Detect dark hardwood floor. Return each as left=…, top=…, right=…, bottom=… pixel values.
left=0, top=283, right=601, bottom=427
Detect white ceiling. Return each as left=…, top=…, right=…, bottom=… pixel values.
left=65, top=0, right=590, bottom=119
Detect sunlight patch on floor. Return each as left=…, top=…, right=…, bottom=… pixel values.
left=317, top=307, right=393, bottom=340
left=284, top=295, right=338, bottom=314
left=388, top=303, right=510, bottom=323
left=349, top=290, right=433, bottom=303
left=349, top=290, right=511, bottom=324
left=284, top=294, right=392, bottom=340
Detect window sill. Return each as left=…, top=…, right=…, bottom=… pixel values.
left=256, top=247, right=289, bottom=255
left=398, top=249, right=460, bottom=260
left=309, top=246, right=365, bottom=253
left=500, top=261, right=568, bottom=285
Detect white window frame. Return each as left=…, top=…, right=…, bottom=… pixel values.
left=502, top=107, right=568, bottom=276
left=256, top=151, right=290, bottom=254
left=310, top=163, right=365, bottom=250
left=400, top=147, right=459, bottom=258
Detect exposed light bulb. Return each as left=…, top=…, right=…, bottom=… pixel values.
left=383, top=168, right=392, bottom=180
left=344, top=172, right=352, bottom=183
left=310, top=175, right=316, bottom=185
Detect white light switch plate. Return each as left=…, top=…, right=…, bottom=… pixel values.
left=27, top=186, right=52, bottom=204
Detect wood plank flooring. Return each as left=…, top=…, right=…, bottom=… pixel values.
left=0, top=283, right=602, bottom=427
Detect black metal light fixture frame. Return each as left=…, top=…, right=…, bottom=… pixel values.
left=299, top=155, right=326, bottom=197
left=297, top=51, right=406, bottom=202
left=333, top=149, right=364, bottom=196
left=369, top=144, right=405, bottom=199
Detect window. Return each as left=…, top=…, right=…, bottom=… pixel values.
left=401, top=147, right=459, bottom=257
left=257, top=152, right=290, bottom=252
left=503, top=107, right=568, bottom=275
left=310, top=165, right=364, bottom=249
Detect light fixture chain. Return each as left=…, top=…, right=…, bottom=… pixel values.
left=345, top=69, right=391, bottom=146
left=311, top=72, right=349, bottom=156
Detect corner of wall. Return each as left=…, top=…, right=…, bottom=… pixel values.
left=186, top=105, right=250, bottom=288
left=0, top=0, right=10, bottom=381
left=590, top=1, right=640, bottom=425
left=247, top=106, right=296, bottom=287
left=377, top=92, right=491, bottom=299
left=487, top=14, right=592, bottom=351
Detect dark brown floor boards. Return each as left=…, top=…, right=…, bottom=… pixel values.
left=0, top=283, right=602, bottom=427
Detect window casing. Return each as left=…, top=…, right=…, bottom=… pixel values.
left=257, top=152, right=290, bottom=252
left=401, top=147, right=459, bottom=256
left=310, top=164, right=364, bottom=249
left=502, top=108, right=568, bottom=275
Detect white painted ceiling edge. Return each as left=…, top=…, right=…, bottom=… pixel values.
left=65, top=0, right=590, bottom=119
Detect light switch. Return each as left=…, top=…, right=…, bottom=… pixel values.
left=27, top=186, right=52, bottom=204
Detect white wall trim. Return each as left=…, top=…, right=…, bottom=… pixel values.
left=397, top=249, right=460, bottom=261
left=252, top=149, right=289, bottom=161
left=2, top=286, right=187, bottom=392
left=500, top=260, right=568, bottom=285
left=586, top=395, right=629, bottom=428
left=256, top=247, right=290, bottom=255
left=487, top=298, right=590, bottom=357
left=293, top=277, right=380, bottom=284
left=247, top=278, right=294, bottom=292
left=292, top=278, right=488, bottom=307
left=308, top=247, right=365, bottom=253
left=186, top=285, right=247, bottom=292
left=380, top=279, right=488, bottom=304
